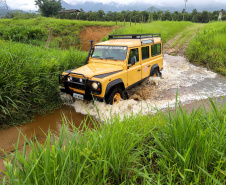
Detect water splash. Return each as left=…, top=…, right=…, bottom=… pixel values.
left=71, top=54, right=226, bottom=120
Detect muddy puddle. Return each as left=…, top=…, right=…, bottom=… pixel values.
left=0, top=54, right=226, bottom=172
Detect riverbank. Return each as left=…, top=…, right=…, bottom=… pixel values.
left=186, top=22, right=226, bottom=76
left=1, top=99, right=226, bottom=184
left=0, top=40, right=87, bottom=126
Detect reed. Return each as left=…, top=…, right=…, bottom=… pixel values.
left=0, top=40, right=87, bottom=125
left=1, top=99, right=225, bottom=184
left=186, top=22, right=226, bottom=76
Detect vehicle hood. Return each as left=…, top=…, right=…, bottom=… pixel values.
left=71, top=63, right=123, bottom=78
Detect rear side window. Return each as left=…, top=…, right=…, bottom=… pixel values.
left=151, top=44, right=161, bottom=57
left=142, top=46, right=149, bottom=60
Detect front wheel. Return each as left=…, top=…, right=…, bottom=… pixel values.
left=105, top=88, right=123, bottom=105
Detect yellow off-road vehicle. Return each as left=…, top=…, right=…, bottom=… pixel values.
left=59, top=34, right=163, bottom=104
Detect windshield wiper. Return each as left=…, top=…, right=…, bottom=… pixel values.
left=92, top=56, right=103, bottom=60
left=105, top=57, right=118, bottom=61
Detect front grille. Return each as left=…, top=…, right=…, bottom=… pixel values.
left=67, top=76, right=86, bottom=90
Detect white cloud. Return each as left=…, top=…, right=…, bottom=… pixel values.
left=65, top=0, right=226, bottom=6
left=6, top=0, right=226, bottom=11
left=7, top=0, right=37, bottom=11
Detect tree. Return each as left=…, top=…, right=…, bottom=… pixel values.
left=97, top=10, right=105, bottom=21
left=191, top=9, right=198, bottom=22
left=35, top=0, right=62, bottom=17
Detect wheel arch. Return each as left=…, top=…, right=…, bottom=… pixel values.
left=150, top=64, right=160, bottom=76
left=105, top=78, right=125, bottom=98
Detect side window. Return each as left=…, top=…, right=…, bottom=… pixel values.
left=151, top=44, right=161, bottom=57
left=128, top=48, right=139, bottom=64
left=142, top=46, right=150, bottom=60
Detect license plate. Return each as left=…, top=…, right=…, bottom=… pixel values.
left=73, top=93, right=84, bottom=100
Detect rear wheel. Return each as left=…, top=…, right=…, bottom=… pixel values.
left=105, top=88, right=123, bottom=105
left=152, top=68, right=162, bottom=77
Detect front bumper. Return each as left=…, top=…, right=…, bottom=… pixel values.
left=60, top=86, right=104, bottom=101
left=59, top=73, right=103, bottom=101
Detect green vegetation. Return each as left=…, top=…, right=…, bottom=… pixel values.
left=0, top=40, right=87, bottom=125
left=1, top=100, right=226, bottom=184
left=61, top=8, right=226, bottom=23
left=0, top=17, right=117, bottom=48
left=111, top=21, right=195, bottom=43
left=171, top=24, right=204, bottom=49
left=0, top=18, right=225, bottom=184
left=186, top=22, right=226, bottom=76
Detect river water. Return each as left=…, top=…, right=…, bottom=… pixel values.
left=73, top=54, right=226, bottom=120
left=0, top=54, right=226, bottom=171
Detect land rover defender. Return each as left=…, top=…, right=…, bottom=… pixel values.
left=59, top=34, right=163, bottom=104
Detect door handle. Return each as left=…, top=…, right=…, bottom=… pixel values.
left=137, top=69, right=141, bottom=71
left=148, top=65, right=151, bottom=67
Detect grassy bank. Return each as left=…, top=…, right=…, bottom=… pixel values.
left=0, top=17, right=118, bottom=48
left=110, top=21, right=195, bottom=43
left=1, top=100, right=226, bottom=184
left=186, top=22, right=226, bottom=76
left=0, top=40, right=87, bottom=126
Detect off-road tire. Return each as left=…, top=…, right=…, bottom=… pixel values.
left=105, top=87, right=123, bottom=105
left=152, top=68, right=162, bottom=78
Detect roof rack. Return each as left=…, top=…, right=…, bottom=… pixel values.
left=108, top=33, right=161, bottom=40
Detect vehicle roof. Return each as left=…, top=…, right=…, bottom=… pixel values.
left=96, top=37, right=162, bottom=48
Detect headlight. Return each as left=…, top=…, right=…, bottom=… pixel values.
left=90, top=81, right=101, bottom=94
left=67, top=76, right=72, bottom=82
left=92, top=82, right=98, bottom=90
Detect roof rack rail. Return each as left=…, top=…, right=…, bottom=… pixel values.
left=108, top=33, right=161, bottom=40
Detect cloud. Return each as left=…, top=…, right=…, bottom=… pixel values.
left=6, top=0, right=226, bottom=11
left=7, top=0, right=38, bottom=11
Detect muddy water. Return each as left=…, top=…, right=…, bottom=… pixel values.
left=0, top=106, right=89, bottom=172
left=73, top=54, right=226, bottom=120
left=0, top=54, right=226, bottom=172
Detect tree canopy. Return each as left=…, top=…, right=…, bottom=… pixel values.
left=35, top=0, right=62, bottom=17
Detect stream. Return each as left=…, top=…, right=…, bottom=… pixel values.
left=0, top=54, right=226, bottom=171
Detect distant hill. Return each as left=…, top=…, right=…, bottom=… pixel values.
left=61, top=0, right=225, bottom=13
left=61, top=1, right=159, bottom=12
left=0, top=2, right=10, bottom=17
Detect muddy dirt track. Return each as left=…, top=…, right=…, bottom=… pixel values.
left=1, top=28, right=226, bottom=174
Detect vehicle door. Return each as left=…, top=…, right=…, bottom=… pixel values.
left=127, top=48, right=142, bottom=86
left=141, top=45, right=151, bottom=79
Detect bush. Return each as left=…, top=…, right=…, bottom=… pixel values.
left=186, top=22, right=226, bottom=76
left=0, top=40, right=87, bottom=125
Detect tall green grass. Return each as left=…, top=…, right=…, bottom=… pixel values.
left=186, top=22, right=226, bottom=76
left=1, top=99, right=226, bottom=184
left=0, top=40, right=87, bottom=126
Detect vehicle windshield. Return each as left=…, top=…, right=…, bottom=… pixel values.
left=92, top=46, right=127, bottom=60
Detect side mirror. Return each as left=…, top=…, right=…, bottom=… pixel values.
left=131, top=57, right=136, bottom=66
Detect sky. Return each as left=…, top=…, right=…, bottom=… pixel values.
left=5, top=0, right=226, bottom=11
